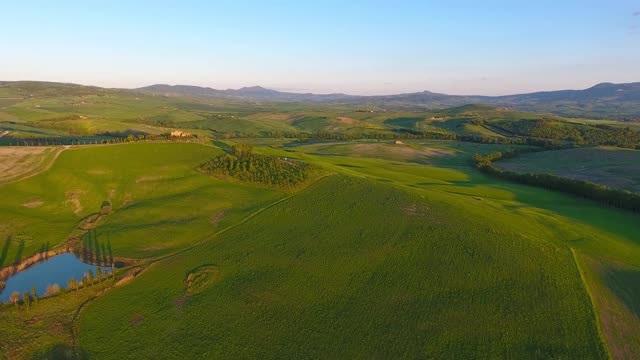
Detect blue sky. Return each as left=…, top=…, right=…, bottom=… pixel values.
left=1, top=0, right=639, bottom=95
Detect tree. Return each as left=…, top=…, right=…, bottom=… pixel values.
left=23, top=292, right=31, bottom=312
left=112, top=263, right=116, bottom=279
left=231, top=143, right=253, bottom=156
left=10, top=291, right=20, bottom=306
left=96, top=267, right=103, bottom=283
left=31, top=286, right=38, bottom=307
left=88, top=269, right=95, bottom=285
left=45, top=284, right=61, bottom=297
left=68, top=278, right=79, bottom=291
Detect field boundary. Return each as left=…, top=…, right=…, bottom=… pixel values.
left=571, top=248, right=612, bottom=360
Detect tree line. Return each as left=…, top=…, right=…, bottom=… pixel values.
left=491, top=119, right=640, bottom=149
left=0, top=132, right=206, bottom=147
left=8, top=264, right=117, bottom=310
left=212, top=128, right=566, bottom=148
left=472, top=150, right=640, bottom=212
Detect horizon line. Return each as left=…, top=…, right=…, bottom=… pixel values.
left=2, top=79, right=639, bottom=98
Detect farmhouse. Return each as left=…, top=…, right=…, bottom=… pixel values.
left=171, top=130, right=192, bottom=137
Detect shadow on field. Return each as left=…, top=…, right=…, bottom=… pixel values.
left=383, top=117, right=422, bottom=128
left=212, top=140, right=232, bottom=153
left=13, top=239, right=24, bottom=265
left=80, top=231, right=114, bottom=266
left=30, top=344, right=89, bottom=360
left=336, top=163, right=364, bottom=168
left=0, top=235, right=10, bottom=267
left=606, top=268, right=640, bottom=319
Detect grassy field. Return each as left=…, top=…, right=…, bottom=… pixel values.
left=575, top=252, right=640, bottom=360
left=1, top=81, right=639, bottom=358
left=0, top=142, right=286, bottom=264
left=291, top=140, right=454, bottom=163
left=77, top=175, right=606, bottom=359
left=496, top=146, right=640, bottom=193
left=1, top=139, right=639, bottom=358
left=0, top=279, right=116, bottom=359
left=5, top=81, right=638, bottom=144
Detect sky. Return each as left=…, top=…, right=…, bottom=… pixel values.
left=1, top=0, right=639, bottom=95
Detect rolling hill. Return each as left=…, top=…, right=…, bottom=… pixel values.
left=135, top=82, right=640, bottom=120
left=3, top=80, right=640, bottom=120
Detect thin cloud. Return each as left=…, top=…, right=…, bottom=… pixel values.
left=634, top=11, right=640, bottom=16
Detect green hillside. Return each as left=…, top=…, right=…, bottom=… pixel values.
left=1, top=83, right=639, bottom=359
left=77, top=175, right=606, bottom=359
left=0, top=143, right=285, bottom=262
left=4, top=81, right=639, bottom=146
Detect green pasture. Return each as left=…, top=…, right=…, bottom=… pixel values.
left=496, top=146, right=640, bottom=192
left=0, top=142, right=285, bottom=263
left=0, top=134, right=638, bottom=358
left=77, top=175, right=606, bottom=359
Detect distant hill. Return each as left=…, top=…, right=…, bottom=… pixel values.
left=134, top=84, right=357, bottom=102
left=2, top=80, right=639, bottom=120
left=135, top=82, right=640, bottom=120
left=495, top=82, right=640, bottom=102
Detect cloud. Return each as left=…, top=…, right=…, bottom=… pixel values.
left=634, top=11, right=640, bottom=16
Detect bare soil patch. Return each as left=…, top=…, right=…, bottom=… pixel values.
left=185, top=265, right=222, bottom=295
left=403, top=203, right=429, bottom=217
left=22, top=199, right=44, bottom=208
left=130, top=315, right=144, bottom=327
left=64, top=190, right=84, bottom=215
left=210, top=211, right=226, bottom=225
left=336, top=117, right=357, bottom=124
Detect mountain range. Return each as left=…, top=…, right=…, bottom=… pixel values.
left=135, top=82, right=640, bottom=120
left=2, top=80, right=639, bottom=120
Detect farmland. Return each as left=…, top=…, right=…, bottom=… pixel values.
left=77, top=175, right=606, bottom=359
left=0, top=83, right=639, bottom=359
left=0, top=142, right=286, bottom=264
left=496, top=146, right=640, bottom=193
left=4, top=0, right=640, bottom=357
left=0, top=146, right=62, bottom=184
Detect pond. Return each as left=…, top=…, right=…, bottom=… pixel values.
left=0, top=253, right=112, bottom=302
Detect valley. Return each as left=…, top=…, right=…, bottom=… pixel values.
left=0, top=82, right=639, bottom=359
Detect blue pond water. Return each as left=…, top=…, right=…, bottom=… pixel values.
left=0, top=253, right=111, bottom=302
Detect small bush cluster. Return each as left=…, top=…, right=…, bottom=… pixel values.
left=199, top=144, right=317, bottom=187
